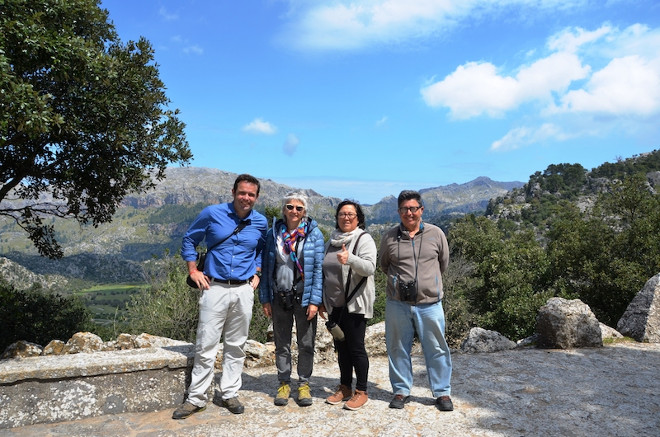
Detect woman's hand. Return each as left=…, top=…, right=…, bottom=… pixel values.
left=337, top=244, right=349, bottom=265
left=307, top=304, right=319, bottom=321
left=262, top=302, right=272, bottom=318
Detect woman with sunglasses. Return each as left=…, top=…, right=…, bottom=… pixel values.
left=259, top=192, right=325, bottom=407
left=321, top=200, right=377, bottom=410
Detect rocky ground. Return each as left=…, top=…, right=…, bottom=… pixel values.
left=2, top=341, right=659, bottom=437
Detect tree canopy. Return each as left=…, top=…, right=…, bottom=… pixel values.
left=0, top=0, right=191, bottom=258
left=450, top=169, right=660, bottom=339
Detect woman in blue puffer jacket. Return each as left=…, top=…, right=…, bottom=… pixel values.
left=259, top=192, right=325, bottom=407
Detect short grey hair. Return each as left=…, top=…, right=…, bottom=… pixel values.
left=281, top=191, right=308, bottom=215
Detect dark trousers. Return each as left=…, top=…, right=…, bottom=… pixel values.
left=331, top=308, right=369, bottom=392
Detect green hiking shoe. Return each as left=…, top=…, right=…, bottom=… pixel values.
left=274, top=382, right=291, bottom=406
left=297, top=382, right=313, bottom=407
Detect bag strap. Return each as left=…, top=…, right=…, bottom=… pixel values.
left=203, top=219, right=249, bottom=256
left=343, top=231, right=367, bottom=306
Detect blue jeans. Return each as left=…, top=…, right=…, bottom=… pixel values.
left=385, top=299, right=452, bottom=397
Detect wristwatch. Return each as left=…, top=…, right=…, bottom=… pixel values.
left=255, top=270, right=262, bottom=278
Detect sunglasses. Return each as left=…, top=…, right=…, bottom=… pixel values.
left=285, top=204, right=304, bottom=212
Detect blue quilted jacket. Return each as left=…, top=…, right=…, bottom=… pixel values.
left=259, top=217, right=325, bottom=307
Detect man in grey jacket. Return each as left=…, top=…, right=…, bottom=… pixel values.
left=379, top=190, right=453, bottom=412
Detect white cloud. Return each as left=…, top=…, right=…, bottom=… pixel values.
left=242, top=118, right=278, bottom=135
left=547, top=24, right=611, bottom=53
left=425, top=22, right=660, bottom=149
left=421, top=52, right=589, bottom=119
left=280, top=0, right=592, bottom=51
left=283, top=134, right=300, bottom=156
left=491, top=123, right=568, bottom=151
left=375, top=116, right=388, bottom=127
left=559, top=55, right=660, bottom=116
left=281, top=0, right=461, bottom=50
left=421, top=63, right=519, bottom=119
left=171, top=36, right=203, bottom=56
left=183, top=45, right=204, bottom=55
left=159, top=7, right=178, bottom=21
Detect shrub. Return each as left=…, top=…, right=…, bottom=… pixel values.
left=125, top=253, right=200, bottom=342
left=0, top=280, right=91, bottom=351
left=125, top=252, right=273, bottom=344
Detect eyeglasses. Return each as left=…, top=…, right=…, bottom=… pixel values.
left=398, top=206, right=422, bottom=214
left=338, top=212, right=356, bottom=219
left=285, top=204, right=304, bottom=212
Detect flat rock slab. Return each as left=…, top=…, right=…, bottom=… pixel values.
left=2, top=342, right=658, bottom=437
left=0, top=345, right=193, bottom=384
left=0, top=345, right=195, bottom=428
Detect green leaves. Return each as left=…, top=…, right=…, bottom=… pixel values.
left=0, top=279, right=91, bottom=351
left=450, top=167, right=660, bottom=340
left=125, top=253, right=198, bottom=342
left=0, top=0, right=191, bottom=258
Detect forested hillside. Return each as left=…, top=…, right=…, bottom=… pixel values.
left=445, top=150, right=660, bottom=341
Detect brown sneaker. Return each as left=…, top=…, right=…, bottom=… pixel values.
left=326, top=384, right=352, bottom=405
left=343, top=389, right=368, bottom=410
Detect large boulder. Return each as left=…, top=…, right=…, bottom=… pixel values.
left=364, top=322, right=387, bottom=356
left=536, top=298, right=602, bottom=348
left=63, top=332, right=104, bottom=354
left=460, top=327, right=516, bottom=353
left=244, top=340, right=275, bottom=368
left=43, top=340, right=66, bottom=355
left=617, top=273, right=660, bottom=343
left=1, top=340, right=43, bottom=359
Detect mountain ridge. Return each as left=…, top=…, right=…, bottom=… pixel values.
left=0, top=168, right=522, bottom=282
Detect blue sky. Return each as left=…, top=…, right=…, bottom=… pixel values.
left=101, top=0, right=660, bottom=204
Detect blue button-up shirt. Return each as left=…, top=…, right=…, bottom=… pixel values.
left=181, top=202, right=267, bottom=281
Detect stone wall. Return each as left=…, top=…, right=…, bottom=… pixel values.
left=0, top=345, right=193, bottom=428
left=0, top=325, right=348, bottom=429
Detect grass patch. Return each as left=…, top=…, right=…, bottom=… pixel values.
left=603, top=336, right=637, bottom=345
left=75, top=283, right=147, bottom=319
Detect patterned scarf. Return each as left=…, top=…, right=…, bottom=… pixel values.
left=281, top=221, right=307, bottom=278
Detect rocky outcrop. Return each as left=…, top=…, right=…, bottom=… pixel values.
left=0, top=257, right=69, bottom=291
left=2, top=332, right=190, bottom=359
left=460, top=327, right=517, bottom=353
left=63, top=331, right=104, bottom=354
left=0, top=341, right=43, bottom=359
left=617, top=273, right=660, bottom=342
left=536, top=298, right=603, bottom=348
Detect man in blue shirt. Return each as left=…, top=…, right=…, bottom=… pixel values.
left=173, top=174, right=267, bottom=419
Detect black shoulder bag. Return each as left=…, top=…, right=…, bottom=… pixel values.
left=186, top=220, right=249, bottom=288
